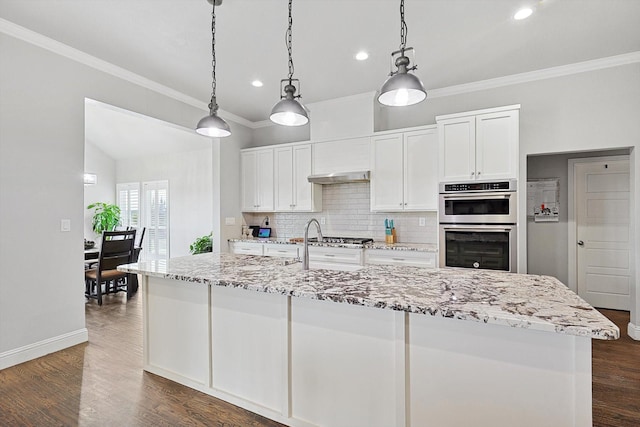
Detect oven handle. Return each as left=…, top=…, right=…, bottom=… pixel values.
left=440, top=225, right=516, bottom=232
left=441, top=193, right=512, bottom=200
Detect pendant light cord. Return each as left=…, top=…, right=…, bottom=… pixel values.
left=399, top=0, right=407, bottom=51
left=209, top=1, right=218, bottom=113
left=286, top=0, right=294, bottom=82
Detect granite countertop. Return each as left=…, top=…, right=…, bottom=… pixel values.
left=120, top=253, right=618, bottom=340
left=228, top=238, right=437, bottom=252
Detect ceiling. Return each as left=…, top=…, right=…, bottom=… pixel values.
left=1, top=0, right=640, bottom=124
left=85, top=100, right=211, bottom=160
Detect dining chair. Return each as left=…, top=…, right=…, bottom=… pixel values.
left=85, top=229, right=136, bottom=305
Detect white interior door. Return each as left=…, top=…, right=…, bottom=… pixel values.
left=574, top=159, right=631, bottom=310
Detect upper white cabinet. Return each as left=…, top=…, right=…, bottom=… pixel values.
left=241, top=148, right=274, bottom=212
left=371, top=127, right=438, bottom=211
left=437, top=105, right=520, bottom=182
left=313, top=136, right=370, bottom=175
left=274, top=144, right=321, bottom=212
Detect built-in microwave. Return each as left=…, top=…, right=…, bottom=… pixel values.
left=438, top=180, right=517, bottom=224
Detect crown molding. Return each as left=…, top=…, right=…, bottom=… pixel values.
left=0, top=18, right=256, bottom=129
left=3, top=18, right=639, bottom=130
left=427, top=51, right=640, bottom=99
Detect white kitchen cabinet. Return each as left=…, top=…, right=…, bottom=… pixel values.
left=274, top=144, right=321, bottom=212
left=241, top=148, right=274, bottom=212
left=307, top=246, right=364, bottom=265
left=365, top=249, right=436, bottom=268
left=371, top=127, right=438, bottom=211
left=229, top=241, right=264, bottom=256
left=437, top=105, right=519, bottom=182
left=313, top=136, right=370, bottom=175
left=263, top=243, right=299, bottom=258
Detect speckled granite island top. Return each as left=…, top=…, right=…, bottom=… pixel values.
left=120, top=253, right=619, bottom=340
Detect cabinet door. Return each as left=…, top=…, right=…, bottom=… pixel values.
left=256, top=149, right=274, bottom=211
left=292, top=144, right=314, bottom=211
left=438, top=117, right=476, bottom=182
left=371, top=134, right=404, bottom=211
left=274, top=147, right=294, bottom=211
left=241, top=151, right=258, bottom=211
left=475, top=110, right=518, bottom=180
left=404, top=128, right=438, bottom=210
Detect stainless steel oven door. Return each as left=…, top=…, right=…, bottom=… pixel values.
left=438, top=191, right=517, bottom=224
left=439, top=224, right=517, bottom=272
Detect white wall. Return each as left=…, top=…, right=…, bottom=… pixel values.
left=0, top=31, right=243, bottom=368
left=83, top=141, right=116, bottom=240
left=116, top=148, right=214, bottom=258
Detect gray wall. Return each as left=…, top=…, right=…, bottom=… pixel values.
left=0, top=32, right=245, bottom=366
left=251, top=123, right=310, bottom=147
left=83, top=142, right=116, bottom=240
left=527, top=149, right=630, bottom=285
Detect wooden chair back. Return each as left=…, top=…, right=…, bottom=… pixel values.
left=98, top=230, right=136, bottom=271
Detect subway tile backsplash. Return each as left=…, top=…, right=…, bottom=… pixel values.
left=243, top=182, right=437, bottom=244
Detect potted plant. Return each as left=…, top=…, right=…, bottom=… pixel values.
left=87, top=202, right=121, bottom=236
left=190, top=232, right=213, bottom=254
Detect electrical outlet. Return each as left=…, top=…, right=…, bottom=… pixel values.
left=419, top=217, right=426, bottom=227
left=320, top=217, right=326, bottom=225
left=225, top=217, right=236, bottom=225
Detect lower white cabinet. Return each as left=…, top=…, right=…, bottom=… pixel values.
left=263, top=243, right=299, bottom=258
left=230, top=241, right=436, bottom=268
left=307, top=246, right=364, bottom=265
left=229, top=241, right=264, bottom=256
left=365, top=250, right=437, bottom=268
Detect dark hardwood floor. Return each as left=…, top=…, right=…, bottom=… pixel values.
left=592, top=309, right=640, bottom=427
left=1, top=294, right=638, bottom=426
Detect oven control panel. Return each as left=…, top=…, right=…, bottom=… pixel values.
left=440, top=180, right=516, bottom=193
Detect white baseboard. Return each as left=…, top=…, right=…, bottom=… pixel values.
left=627, top=322, right=640, bottom=341
left=0, top=328, right=88, bottom=370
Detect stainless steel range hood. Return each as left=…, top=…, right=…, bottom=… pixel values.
left=307, top=171, right=370, bottom=185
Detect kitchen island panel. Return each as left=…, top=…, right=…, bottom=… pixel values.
left=211, top=286, right=288, bottom=413
left=145, top=277, right=209, bottom=386
left=290, top=298, right=399, bottom=427
left=408, top=313, right=591, bottom=427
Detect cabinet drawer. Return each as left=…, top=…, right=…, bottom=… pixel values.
left=307, top=246, right=364, bottom=265
left=365, top=249, right=436, bottom=268
left=230, top=242, right=264, bottom=256
left=264, top=244, right=299, bottom=258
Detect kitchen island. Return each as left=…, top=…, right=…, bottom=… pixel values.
left=120, top=253, right=618, bottom=427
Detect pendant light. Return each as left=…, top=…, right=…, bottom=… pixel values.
left=378, top=0, right=427, bottom=107
left=196, top=0, right=231, bottom=137
left=270, top=0, right=309, bottom=127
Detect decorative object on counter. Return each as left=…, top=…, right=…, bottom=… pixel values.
left=189, top=232, right=213, bottom=255
left=87, top=202, right=121, bottom=236
left=248, top=225, right=260, bottom=237
left=270, top=0, right=309, bottom=127
left=384, top=218, right=397, bottom=244
left=195, top=0, right=231, bottom=138
left=84, top=239, right=95, bottom=250
left=378, top=0, right=427, bottom=107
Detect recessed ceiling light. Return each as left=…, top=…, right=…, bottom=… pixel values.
left=514, top=7, right=533, bottom=20
left=251, top=80, right=263, bottom=87
left=355, top=51, right=369, bottom=61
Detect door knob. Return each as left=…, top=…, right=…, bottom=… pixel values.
left=577, top=240, right=584, bottom=246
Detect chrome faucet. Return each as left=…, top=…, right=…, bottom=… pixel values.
left=302, top=218, right=323, bottom=270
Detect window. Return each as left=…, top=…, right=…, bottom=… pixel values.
left=116, top=182, right=140, bottom=228
left=142, top=180, right=169, bottom=261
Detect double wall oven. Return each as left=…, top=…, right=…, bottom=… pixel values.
left=439, top=180, right=517, bottom=272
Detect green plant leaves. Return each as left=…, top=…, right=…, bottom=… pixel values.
left=87, top=202, right=122, bottom=235
left=190, top=232, right=213, bottom=255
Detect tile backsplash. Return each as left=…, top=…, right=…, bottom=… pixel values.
left=243, top=182, right=437, bottom=244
